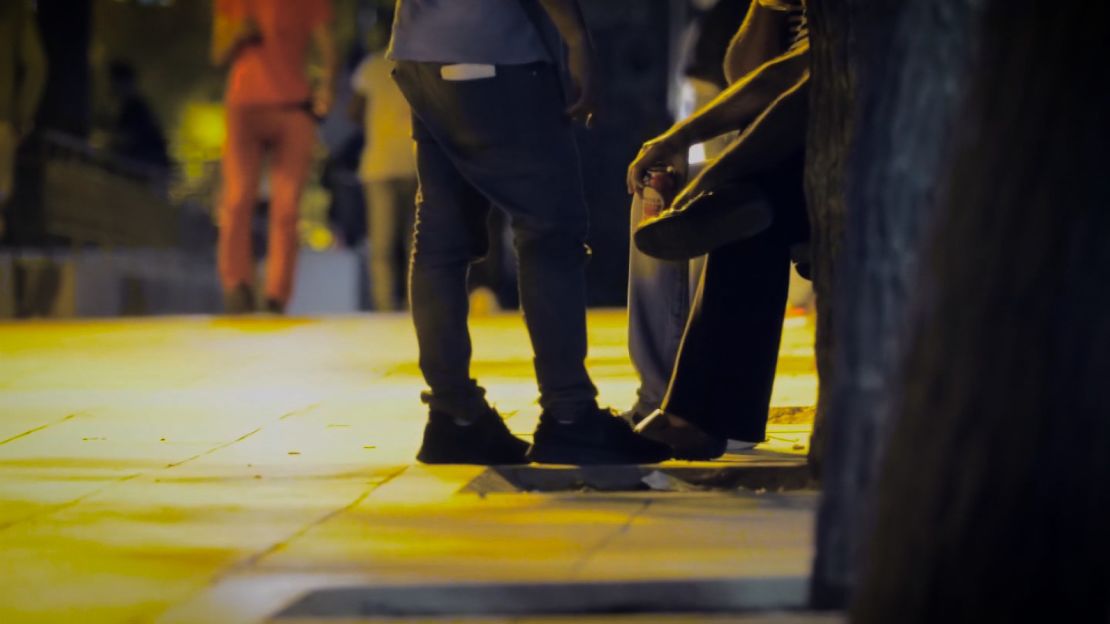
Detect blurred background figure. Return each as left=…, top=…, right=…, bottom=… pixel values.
left=2, top=1, right=684, bottom=319
left=102, top=60, right=170, bottom=171
left=0, top=0, right=47, bottom=234
left=349, top=18, right=417, bottom=312
left=211, top=0, right=336, bottom=314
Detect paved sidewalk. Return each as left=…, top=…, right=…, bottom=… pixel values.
left=0, top=311, right=820, bottom=623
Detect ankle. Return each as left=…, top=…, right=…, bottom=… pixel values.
left=543, top=401, right=600, bottom=425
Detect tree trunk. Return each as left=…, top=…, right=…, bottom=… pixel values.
left=807, top=0, right=983, bottom=607
left=802, top=0, right=856, bottom=483
left=853, top=1, right=1110, bottom=621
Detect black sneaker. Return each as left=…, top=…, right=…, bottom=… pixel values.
left=416, top=408, right=530, bottom=465
left=528, top=408, right=673, bottom=465
left=634, top=410, right=727, bottom=461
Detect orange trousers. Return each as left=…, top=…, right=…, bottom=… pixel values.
left=218, top=105, right=316, bottom=304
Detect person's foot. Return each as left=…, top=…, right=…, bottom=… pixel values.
left=634, top=410, right=727, bottom=461
left=618, top=407, right=649, bottom=428
left=634, top=182, right=773, bottom=261
left=416, top=407, right=530, bottom=465
left=528, top=407, right=673, bottom=465
left=263, top=298, right=285, bottom=315
left=224, top=284, right=254, bottom=314
left=726, top=439, right=759, bottom=452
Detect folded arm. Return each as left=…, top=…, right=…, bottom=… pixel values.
left=673, top=70, right=810, bottom=208
left=626, top=1, right=809, bottom=194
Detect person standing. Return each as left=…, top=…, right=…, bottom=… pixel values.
left=104, top=61, right=171, bottom=171
left=0, top=0, right=46, bottom=236
left=350, top=39, right=417, bottom=312
left=389, top=0, right=671, bottom=465
left=211, top=0, right=336, bottom=314
left=626, top=0, right=811, bottom=459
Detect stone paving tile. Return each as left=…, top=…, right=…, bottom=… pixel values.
left=0, top=312, right=819, bottom=624
left=299, top=607, right=820, bottom=621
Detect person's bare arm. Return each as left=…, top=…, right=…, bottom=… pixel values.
left=723, top=0, right=785, bottom=85
left=535, top=0, right=597, bottom=124
left=211, top=13, right=260, bottom=68
left=672, top=70, right=809, bottom=208
left=16, top=10, right=47, bottom=138
left=310, top=21, right=338, bottom=118
left=668, top=41, right=807, bottom=149
left=626, top=40, right=808, bottom=194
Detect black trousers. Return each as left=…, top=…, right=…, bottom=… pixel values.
left=392, top=61, right=598, bottom=420
left=660, top=154, right=807, bottom=442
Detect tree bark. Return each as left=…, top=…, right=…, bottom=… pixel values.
left=807, top=0, right=983, bottom=606
left=853, top=1, right=1110, bottom=621
left=803, top=0, right=856, bottom=483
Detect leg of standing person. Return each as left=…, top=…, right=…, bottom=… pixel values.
left=263, top=109, right=316, bottom=311
left=218, top=106, right=265, bottom=313
left=406, top=114, right=530, bottom=465
left=366, top=178, right=402, bottom=311
left=394, top=61, right=669, bottom=464
left=408, top=123, right=491, bottom=417
left=626, top=192, right=693, bottom=421
left=397, top=177, right=418, bottom=309
left=623, top=77, right=727, bottom=424
left=396, top=62, right=597, bottom=418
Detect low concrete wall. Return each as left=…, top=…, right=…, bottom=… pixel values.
left=0, top=248, right=364, bottom=318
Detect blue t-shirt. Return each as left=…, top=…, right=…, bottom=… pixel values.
left=388, top=0, right=552, bottom=65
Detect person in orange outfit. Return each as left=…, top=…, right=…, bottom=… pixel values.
left=211, top=0, right=336, bottom=313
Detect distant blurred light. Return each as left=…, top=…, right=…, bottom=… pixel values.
left=306, top=225, right=334, bottom=252
left=688, top=143, right=707, bottom=166
left=679, top=80, right=708, bottom=166
left=180, top=102, right=226, bottom=153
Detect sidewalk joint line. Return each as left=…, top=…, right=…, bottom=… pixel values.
left=164, top=427, right=263, bottom=468
left=279, top=403, right=322, bottom=420
left=0, top=472, right=142, bottom=532
left=570, top=498, right=653, bottom=578
left=1, top=403, right=320, bottom=532
left=171, top=465, right=411, bottom=606
left=0, top=412, right=81, bottom=446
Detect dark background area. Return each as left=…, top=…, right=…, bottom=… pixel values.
left=8, top=0, right=685, bottom=309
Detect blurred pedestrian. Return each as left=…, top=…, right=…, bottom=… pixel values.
left=350, top=29, right=417, bottom=312
left=626, top=0, right=811, bottom=459
left=211, top=0, right=336, bottom=314
left=0, top=0, right=46, bottom=236
left=389, top=0, right=671, bottom=465
left=104, top=61, right=170, bottom=170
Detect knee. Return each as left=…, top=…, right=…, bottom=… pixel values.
left=219, top=199, right=253, bottom=232
left=410, top=234, right=474, bottom=270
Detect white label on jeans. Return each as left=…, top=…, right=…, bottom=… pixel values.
left=440, top=64, right=497, bottom=81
